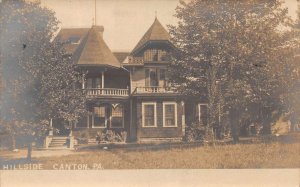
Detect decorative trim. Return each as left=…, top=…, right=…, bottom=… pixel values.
left=142, top=102, right=157, bottom=127
left=163, top=102, right=177, bottom=127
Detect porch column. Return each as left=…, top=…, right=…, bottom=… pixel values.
left=50, top=118, right=52, bottom=128
left=101, top=71, right=104, bottom=88
left=82, top=74, right=85, bottom=89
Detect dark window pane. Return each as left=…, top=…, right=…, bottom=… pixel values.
left=93, top=107, right=106, bottom=127
left=164, top=104, right=176, bottom=126
left=111, top=105, right=123, bottom=128
left=144, top=104, right=155, bottom=126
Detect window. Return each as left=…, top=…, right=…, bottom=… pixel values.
left=145, top=68, right=158, bottom=87
left=144, top=49, right=168, bottom=61
left=111, top=105, right=124, bottom=128
left=163, top=102, right=177, bottom=127
left=196, top=104, right=208, bottom=125
left=142, top=103, right=157, bottom=127
left=159, top=69, right=166, bottom=87
left=146, top=68, right=167, bottom=87
left=93, top=106, right=106, bottom=128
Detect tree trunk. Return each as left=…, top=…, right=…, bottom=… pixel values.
left=230, top=109, right=240, bottom=143
left=27, top=142, right=32, bottom=162
left=10, top=135, right=16, bottom=150
left=231, top=121, right=239, bottom=143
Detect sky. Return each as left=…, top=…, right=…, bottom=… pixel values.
left=40, top=0, right=299, bottom=52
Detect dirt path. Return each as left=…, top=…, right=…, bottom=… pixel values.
left=0, top=149, right=85, bottom=160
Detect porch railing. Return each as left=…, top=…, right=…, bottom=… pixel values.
left=134, top=87, right=176, bottom=94
left=85, top=88, right=129, bottom=97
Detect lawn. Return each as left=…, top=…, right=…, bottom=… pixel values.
left=37, top=142, right=300, bottom=169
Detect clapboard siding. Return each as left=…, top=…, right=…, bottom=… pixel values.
left=135, top=98, right=184, bottom=139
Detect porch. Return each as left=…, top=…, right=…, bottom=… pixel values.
left=85, top=88, right=129, bottom=98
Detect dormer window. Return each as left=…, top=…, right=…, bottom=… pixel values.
left=67, top=36, right=80, bottom=44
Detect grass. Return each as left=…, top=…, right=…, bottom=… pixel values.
left=38, top=142, right=300, bottom=169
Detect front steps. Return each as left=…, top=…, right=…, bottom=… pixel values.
left=48, top=136, right=68, bottom=148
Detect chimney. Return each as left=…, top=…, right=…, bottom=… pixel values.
left=92, top=25, right=104, bottom=38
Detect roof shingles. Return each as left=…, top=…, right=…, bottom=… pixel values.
left=56, top=26, right=121, bottom=68
left=131, top=18, right=171, bottom=54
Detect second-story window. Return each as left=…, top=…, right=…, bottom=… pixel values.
left=145, top=68, right=167, bottom=87
left=144, top=49, right=167, bottom=62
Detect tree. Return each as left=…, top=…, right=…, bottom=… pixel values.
left=282, top=1, right=300, bottom=131
left=0, top=0, right=86, bottom=151
left=168, top=0, right=299, bottom=142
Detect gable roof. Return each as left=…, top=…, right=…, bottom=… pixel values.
left=131, top=18, right=171, bottom=55
left=56, top=26, right=121, bottom=68
left=113, top=52, right=130, bottom=63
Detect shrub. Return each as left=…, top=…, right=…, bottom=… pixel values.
left=96, top=131, right=105, bottom=143
left=76, top=130, right=90, bottom=144
left=120, top=131, right=127, bottom=142
left=105, top=130, right=116, bottom=142
left=184, top=121, right=206, bottom=142
left=95, top=130, right=127, bottom=143
left=79, top=130, right=90, bottom=139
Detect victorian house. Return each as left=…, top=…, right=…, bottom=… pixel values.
left=54, top=18, right=208, bottom=143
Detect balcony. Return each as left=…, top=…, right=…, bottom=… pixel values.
left=85, top=88, right=129, bottom=98
left=133, top=87, right=176, bottom=94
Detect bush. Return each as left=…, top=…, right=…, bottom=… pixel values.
left=77, top=138, right=88, bottom=144
left=76, top=130, right=90, bottom=144
left=79, top=130, right=90, bottom=139
left=120, top=131, right=127, bottom=142
left=184, top=122, right=206, bottom=142
left=96, top=130, right=127, bottom=143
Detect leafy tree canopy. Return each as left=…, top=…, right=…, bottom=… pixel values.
left=0, top=0, right=86, bottom=135
left=168, top=0, right=300, bottom=139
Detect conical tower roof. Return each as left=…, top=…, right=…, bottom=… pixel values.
left=131, top=18, right=171, bottom=55
left=73, top=26, right=121, bottom=68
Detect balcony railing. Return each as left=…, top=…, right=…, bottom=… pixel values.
left=85, top=88, right=129, bottom=97
left=134, top=87, right=176, bottom=94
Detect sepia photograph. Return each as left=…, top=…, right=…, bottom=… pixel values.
left=0, top=0, right=299, bottom=186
